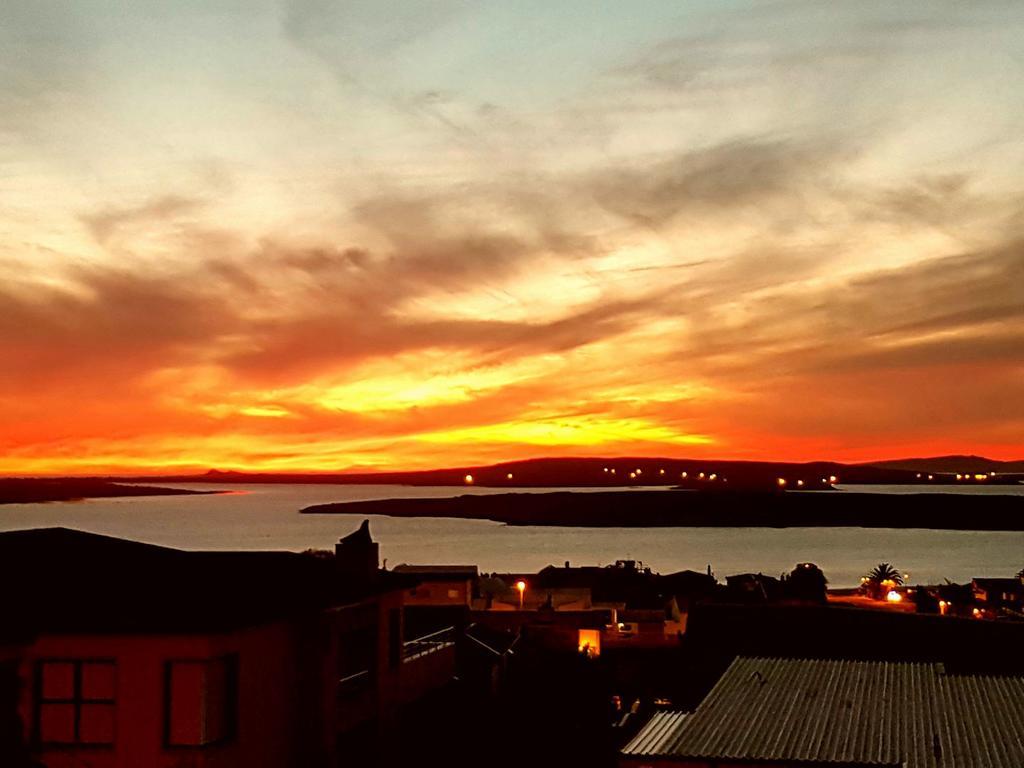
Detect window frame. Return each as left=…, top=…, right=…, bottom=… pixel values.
left=33, top=658, right=117, bottom=749
left=162, top=654, right=239, bottom=750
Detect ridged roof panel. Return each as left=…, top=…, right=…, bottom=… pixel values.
left=623, top=656, right=1024, bottom=767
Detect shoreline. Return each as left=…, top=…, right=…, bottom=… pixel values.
left=0, top=479, right=218, bottom=506
left=301, top=489, right=1024, bottom=531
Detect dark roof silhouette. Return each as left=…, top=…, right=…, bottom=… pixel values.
left=338, top=518, right=372, bottom=546
left=0, top=526, right=408, bottom=635
left=393, top=564, right=478, bottom=579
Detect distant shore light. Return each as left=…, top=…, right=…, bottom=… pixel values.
left=829, top=475, right=837, bottom=483
left=681, top=472, right=688, bottom=479
left=777, top=478, right=787, bottom=487
left=506, top=473, right=514, bottom=480
left=464, top=474, right=474, bottom=484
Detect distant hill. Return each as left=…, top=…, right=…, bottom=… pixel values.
left=116, top=455, right=1023, bottom=489
left=867, top=455, right=1024, bottom=474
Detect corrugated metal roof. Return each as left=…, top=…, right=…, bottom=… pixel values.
left=622, top=711, right=688, bottom=756
left=623, top=656, right=1024, bottom=767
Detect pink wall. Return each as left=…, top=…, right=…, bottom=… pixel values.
left=18, top=623, right=314, bottom=768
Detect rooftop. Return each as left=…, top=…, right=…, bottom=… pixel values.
left=623, top=656, right=1024, bottom=767
left=0, top=526, right=410, bottom=634
left=393, top=564, right=478, bottom=577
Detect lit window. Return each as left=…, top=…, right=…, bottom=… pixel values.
left=164, top=656, right=238, bottom=747
left=35, top=660, right=116, bottom=746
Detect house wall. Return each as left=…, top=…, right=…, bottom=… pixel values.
left=17, top=622, right=310, bottom=768
left=403, top=579, right=472, bottom=607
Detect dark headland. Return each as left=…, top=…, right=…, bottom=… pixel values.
left=137, top=454, right=1024, bottom=487
left=0, top=478, right=217, bottom=505
left=302, top=489, right=1024, bottom=530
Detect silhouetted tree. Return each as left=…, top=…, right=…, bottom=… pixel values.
left=863, top=563, right=902, bottom=599
left=785, top=563, right=828, bottom=603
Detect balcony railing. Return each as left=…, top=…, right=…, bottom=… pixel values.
left=402, top=626, right=455, bottom=663
left=337, top=668, right=371, bottom=696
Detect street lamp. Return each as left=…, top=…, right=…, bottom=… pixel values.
left=516, top=580, right=526, bottom=609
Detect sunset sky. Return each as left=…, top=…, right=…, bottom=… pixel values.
left=2, top=1, right=1022, bottom=474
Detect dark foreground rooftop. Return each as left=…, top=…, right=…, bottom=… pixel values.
left=0, top=526, right=410, bottom=634
left=623, top=656, right=1024, bottom=767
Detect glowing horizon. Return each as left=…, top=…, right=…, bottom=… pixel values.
left=2, top=2, right=1022, bottom=475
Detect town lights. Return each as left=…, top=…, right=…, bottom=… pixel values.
left=516, top=580, right=526, bottom=609
left=886, top=590, right=903, bottom=603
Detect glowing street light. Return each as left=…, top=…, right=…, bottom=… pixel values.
left=507, top=473, right=514, bottom=480
left=516, top=580, right=526, bottom=609
left=886, top=590, right=903, bottom=603
left=829, top=475, right=837, bottom=483
left=777, top=478, right=787, bottom=487
left=464, top=474, right=474, bottom=485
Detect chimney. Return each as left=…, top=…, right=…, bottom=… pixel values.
left=335, top=520, right=379, bottom=585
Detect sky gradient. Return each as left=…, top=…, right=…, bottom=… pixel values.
left=2, top=1, right=1023, bottom=474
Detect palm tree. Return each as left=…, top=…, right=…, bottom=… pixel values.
left=863, top=563, right=903, bottom=599
left=868, top=563, right=903, bottom=585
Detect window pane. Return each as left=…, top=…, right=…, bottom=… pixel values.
left=79, top=703, right=115, bottom=744
left=39, top=702, right=76, bottom=743
left=40, top=662, right=75, bottom=700
left=204, top=660, right=227, bottom=744
left=167, top=663, right=203, bottom=745
left=81, top=662, right=116, bottom=701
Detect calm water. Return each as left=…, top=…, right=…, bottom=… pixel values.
left=2, top=483, right=1022, bottom=587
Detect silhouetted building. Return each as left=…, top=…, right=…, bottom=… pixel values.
left=0, top=524, right=455, bottom=768
left=393, top=564, right=478, bottom=607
